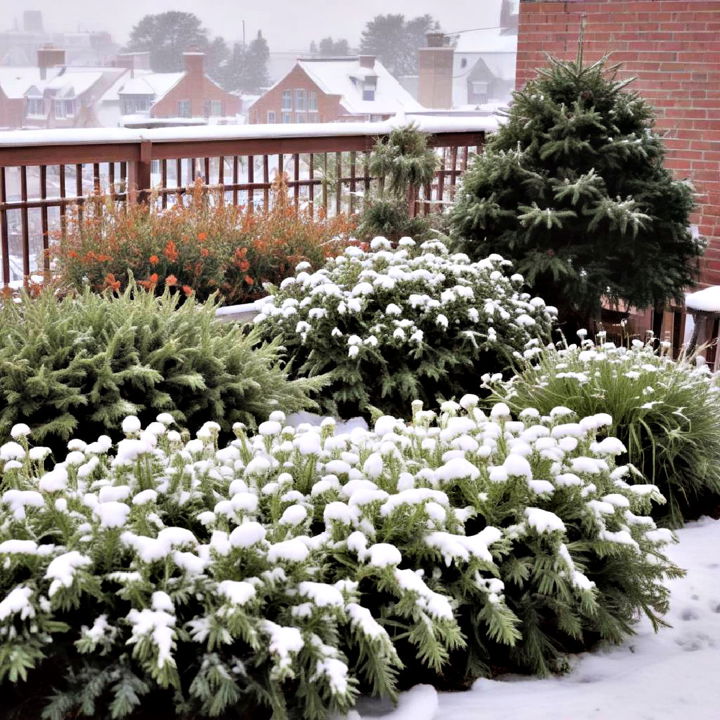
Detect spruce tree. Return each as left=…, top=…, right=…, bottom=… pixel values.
left=450, top=50, right=702, bottom=332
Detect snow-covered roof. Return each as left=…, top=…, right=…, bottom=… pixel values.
left=686, top=286, right=720, bottom=313
left=0, top=67, right=60, bottom=99
left=296, top=58, right=423, bottom=116
left=0, top=66, right=123, bottom=101
left=116, top=72, right=184, bottom=99
left=452, top=30, right=518, bottom=55
left=44, top=70, right=104, bottom=97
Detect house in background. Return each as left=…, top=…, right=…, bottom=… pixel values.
left=106, top=51, right=240, bottom=127
left=0, top=46, right=126, bottom=129
left=0, top=48, right=242, bottom=129
left=248, top=56, right=422, bottom=124
left=411, top=0, right=518, bottom=112
left=450, top=29, right=517, bottom=108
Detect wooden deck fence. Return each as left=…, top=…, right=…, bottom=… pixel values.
left=0, top=119, right=492, bottom=286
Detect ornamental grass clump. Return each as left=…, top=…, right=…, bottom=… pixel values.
left=0, top=402, right=679, bottom=718
left=0, top=285, right=322, bottom=453
left=254, top=237, right=556, bottom=418
left=487, top=336, right=720, bottom=527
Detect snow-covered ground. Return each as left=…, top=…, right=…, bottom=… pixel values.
left=342, top=517, right=720, bottom=720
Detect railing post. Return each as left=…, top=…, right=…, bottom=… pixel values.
left=137, top=141, right=152, bottom=204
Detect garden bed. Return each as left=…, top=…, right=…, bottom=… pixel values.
left=347, top=517, right=720, bottom=720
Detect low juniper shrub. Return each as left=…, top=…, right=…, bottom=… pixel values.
left=0, top=399, right=679, bottom=718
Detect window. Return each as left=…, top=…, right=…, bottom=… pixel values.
left=267, top=110, right=276, bottom=123
left=54, top=99, right=75, bottom=118
left=281, top=90, right=292, bottom=110
left=281, top=111, right=292, bottom=123
left=295, top=88, right=306, bottom=111
left=206, top=99, right=222, bottom=116
left=470, top=81, right=489, bottom=104
left=362, top=75, right=377, bottom=102
left=177, top=99, right=191, bottom=117
left=295, top=112, right=306, bottom=123
left=308, top=91, right=318, bottom=111
left=120, top=95, right=152, bottom=115
left=460, top=58, right=467, bottom=69
left=26, top=97, right=44, bottom=116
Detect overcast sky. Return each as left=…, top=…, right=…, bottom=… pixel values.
left=13, top=0, right=504, bottom=52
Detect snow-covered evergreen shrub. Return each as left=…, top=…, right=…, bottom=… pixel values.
left=254, top=238, right=555, bottom=418
left=487, top=337, right=720, bottom=527
left=0, top=286, right=322, bottom=453
left=449, top=54, right=700, bottom=334
left=0, top=403, right=679, bottom=718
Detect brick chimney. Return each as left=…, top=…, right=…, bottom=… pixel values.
left=37, top=45, right=66, bottom=80
left=358, top=55, right=376, bottom=69
left=418, top=33, right=453, bottom=109
left=183, top=50, right=205, bottom=77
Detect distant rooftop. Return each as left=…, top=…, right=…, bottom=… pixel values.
left=296, top=56, right=422, bottom=116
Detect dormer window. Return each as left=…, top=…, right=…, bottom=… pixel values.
left=54, top=87, right=77, bottom=119
left=54, top=98, right=76, bottom=119
left=25, top=90, right=44, bottom=117
left=362, top=75, right=377, bottom=102
left=120, top=94, right=153, bottom=115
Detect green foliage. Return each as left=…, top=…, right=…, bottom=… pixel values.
left=311, top=37, right=351, bottom=56
left=450, top=54, right=701, bottom=332
left=356, top=199, right=438, bottom=243
left=0, top=401, right=679, bottom=718
left=221, top=31, right=270, bottom=94
left=255, top=238, right=555, bottom=419
left=360, top=14, right=440, bottom=76
left=124, top=11, right=228, bottom=82
left=487, top=337, right=720, bottom=527
left=368, top=125, right=439, bottom=199
left=356, top=125, right=440, bottom=243
left=0, top=286, right=321, bottom=453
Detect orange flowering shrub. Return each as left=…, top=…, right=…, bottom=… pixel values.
left=53, top=177, right=357, bottom=305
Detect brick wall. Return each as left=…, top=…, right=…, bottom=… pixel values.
left=517, top=0, right=720, bottom=286
left=0, top=90, right=24, bottom=129
left=248, top=65, right=344, bottom=123
left=151, top=53, right=240, bottom=119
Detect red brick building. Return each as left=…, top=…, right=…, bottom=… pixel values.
left=116, top=51, right=240, bottom=121
left=248, top=56, right=422, bottom=124
left=516, top=0, right=720, bottom=287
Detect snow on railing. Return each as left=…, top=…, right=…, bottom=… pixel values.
left=0, top=117, right=492, bottom=286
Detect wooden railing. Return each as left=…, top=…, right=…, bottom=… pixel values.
left=0, top=118, right=493, bottom=286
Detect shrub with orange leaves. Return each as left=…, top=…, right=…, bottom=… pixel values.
left=52, top=178, right=358, bottom=305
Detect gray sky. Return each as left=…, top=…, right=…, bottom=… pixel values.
left=16, top=0, right=504, bottom=52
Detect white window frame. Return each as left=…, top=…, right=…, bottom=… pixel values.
left=295, top=88, right=306, bottom=111
left=26, top=96, right=44, bottom=117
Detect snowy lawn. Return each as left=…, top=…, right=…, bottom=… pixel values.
left=345, top=517, right=720, bottom=720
